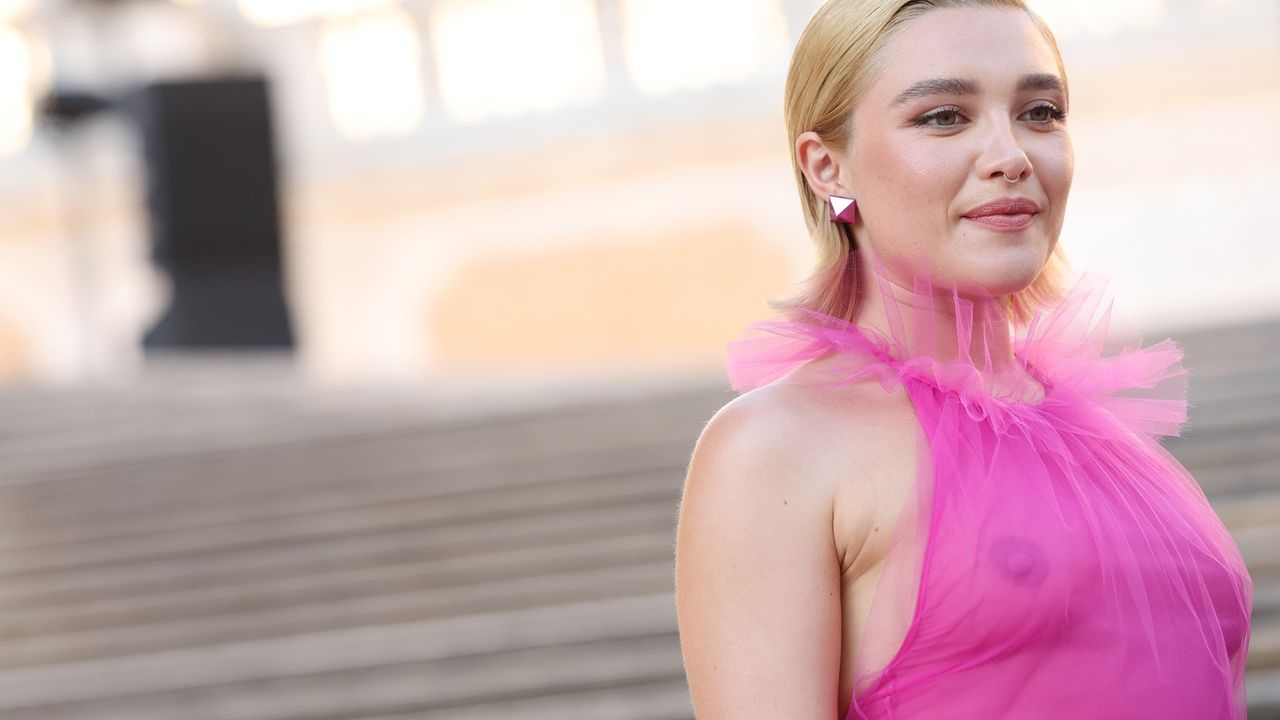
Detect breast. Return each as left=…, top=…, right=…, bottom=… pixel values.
left=828, top=386, right=922, bottom=714
left=920, top=476, right=1109, bottom=650
left=846, top=404, right=1252, bottom=719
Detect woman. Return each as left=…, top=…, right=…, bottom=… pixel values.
left=673, top=1, right=1253, bottom=719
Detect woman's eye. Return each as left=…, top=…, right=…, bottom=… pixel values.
left=1026, top=103, right=1068, bottom=124
left=912, top=107, right=963, bottom=128
left=911, top=103, right=1067, bottom=129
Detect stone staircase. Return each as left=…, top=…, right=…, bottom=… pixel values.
left=0, top=314, right=1276, bottom=719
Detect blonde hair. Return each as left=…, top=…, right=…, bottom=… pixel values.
left=775, top=0, right=1073, bottom=327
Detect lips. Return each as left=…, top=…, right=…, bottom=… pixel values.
left=963, top=197, right=1041, bottom=218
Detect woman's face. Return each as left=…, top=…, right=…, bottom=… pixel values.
left=804, top=5, right=1074, bottom=298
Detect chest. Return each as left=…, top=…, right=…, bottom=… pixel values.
left=836, top=400, right=1251, bottom=717
left=897, top=418, right=1252, bottom=699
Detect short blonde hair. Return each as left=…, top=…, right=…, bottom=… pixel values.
left=775, top=0, right=1073, bottom=326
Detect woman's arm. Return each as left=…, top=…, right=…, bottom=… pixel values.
left=674, top=390, right=846, bottom=719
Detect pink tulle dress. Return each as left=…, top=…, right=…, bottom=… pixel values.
left=724, top=256, right=1253, bottom=719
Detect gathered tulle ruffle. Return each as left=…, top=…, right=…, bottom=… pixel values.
left=726, top=261, right=1190, bottom=443
left=1014, top=271, right=1191, bottom=441
left=723, top=255, right=1252, bottom=720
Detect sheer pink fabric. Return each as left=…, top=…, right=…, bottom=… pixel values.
left=725, top=255, right=1253, bottom=719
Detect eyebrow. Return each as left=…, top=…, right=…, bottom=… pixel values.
left=890, top=73, right=1066, bottom=108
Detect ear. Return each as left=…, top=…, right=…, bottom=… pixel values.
left=795, top=131, right=851, bottom=202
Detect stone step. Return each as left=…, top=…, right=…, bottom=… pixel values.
left=0, top=391, right=716, bottom=493
left=0, top=594, right=688, bottom=720
left=0, top=498, right=677, bottom=608
left=0, top=464, right=684, bottom=574
left=1248, top=667, right=1280, bottom=720
left=0, top=528, right=674, bottom=646
left=0, top=557, right=676, bottom=670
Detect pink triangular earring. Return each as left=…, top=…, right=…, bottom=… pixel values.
left=828, top=194, right=857, bottom=224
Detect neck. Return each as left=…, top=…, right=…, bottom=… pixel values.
left=850, top=251, right=1020, bottom=376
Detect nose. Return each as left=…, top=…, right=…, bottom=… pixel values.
left=976, top=117, right=1032, bottom=183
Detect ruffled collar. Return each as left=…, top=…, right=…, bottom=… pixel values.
left=725, top=259, right=1191, bottom=439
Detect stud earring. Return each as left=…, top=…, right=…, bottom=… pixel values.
left=828, top=194, right=857, bottom=224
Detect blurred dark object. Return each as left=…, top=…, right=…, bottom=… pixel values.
left=39, top=90, right=115, bottom=128
left=125, top=75, right=295, bottom=349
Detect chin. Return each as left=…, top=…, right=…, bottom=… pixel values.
left=949, top=259, right=1044, bottom=300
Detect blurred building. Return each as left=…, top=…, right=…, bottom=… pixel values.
left=0, top=0, right=1276, bottom=385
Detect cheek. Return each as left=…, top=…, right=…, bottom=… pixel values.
left=1034, top=137, right=1074, bottom=199
left=866, top=140, right=963, bottom=209
left=901, top=146, right=954, bottom=180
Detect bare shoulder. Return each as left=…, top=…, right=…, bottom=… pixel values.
left=673, top=375, right=909, bottom=719
left=703, top=368, right=912, bottom=488
left=682, top=380, right=866, bottom=523
left=693, top=379, right=857, bottom=486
